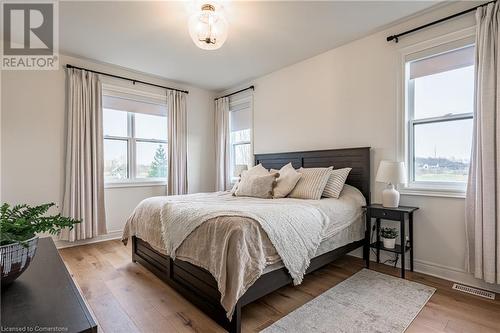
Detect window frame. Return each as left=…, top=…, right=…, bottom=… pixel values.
left=102, top=86, right=168, bottom=188
left=228, top=92, right=254, bottom=183
left=397, top=29, right=475, bottom=198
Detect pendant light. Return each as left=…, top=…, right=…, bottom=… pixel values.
left=188, top=3, right=228, bottom=50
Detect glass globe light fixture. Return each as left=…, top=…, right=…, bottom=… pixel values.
left=188, top=3, right=228, bottom=51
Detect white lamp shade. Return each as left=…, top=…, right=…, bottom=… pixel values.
left=375, top=160, right=406, bottom=185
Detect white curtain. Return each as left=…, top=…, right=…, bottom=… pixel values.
left=215, top=97, right=230, bottom=191
left=167, top=89, right=188, bottom=195
left=465, top=2, right=499, bottom=284
left=61, top=68, right=106, bottom=241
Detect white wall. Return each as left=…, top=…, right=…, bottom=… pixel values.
left=1, top=54, right=216, bottom=244
left=223, top=2, right=499, bottom=292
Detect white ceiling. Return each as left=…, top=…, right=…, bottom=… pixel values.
left=60, top=1, right=440, bottom=91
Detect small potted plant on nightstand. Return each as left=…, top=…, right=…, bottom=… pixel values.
left=380, top=227, right=398, bottom=249
left=0, top=203, right=80, bottom=286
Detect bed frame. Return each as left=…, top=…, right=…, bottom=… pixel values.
left=132, top=147, right=371, bottom=333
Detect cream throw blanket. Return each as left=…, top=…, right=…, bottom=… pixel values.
left=161, top=195, right=330, bottom=285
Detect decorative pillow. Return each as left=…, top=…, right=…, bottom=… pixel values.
left=288, top=167, right=333, bottom=200
left=234, top=172, right=279, bottom=199
left=231, top=164, right=269, bottom=194
left=245, top=163, right=269, bottom=177
left=270, top=163, right=302, bottom=198
left=322, top=167, right=352, bottom=199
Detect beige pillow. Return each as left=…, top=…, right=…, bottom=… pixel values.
left=245, top=164, right=269, bottom=177
left=323, top=167, right=352, bottom=199
left=234, top=172, right=279, bottom=199
left=271, top=163, right=302, bottom=198
left=288, top=167, right=333, bottom=200
left=231, top=164, right=269, bottom=194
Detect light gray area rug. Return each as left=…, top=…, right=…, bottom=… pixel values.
left=262, top=269, right=435, bottom=333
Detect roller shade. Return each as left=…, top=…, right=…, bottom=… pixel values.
left=230, top=107, right=251, bottom=132
left=410, top=45, right=474, bottom=80
left=102, top=90, right=167, bottom=117
left=229, top=92, right=252, bottom=132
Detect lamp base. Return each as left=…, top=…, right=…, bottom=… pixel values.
left=382, top=184, right=400, bottom=208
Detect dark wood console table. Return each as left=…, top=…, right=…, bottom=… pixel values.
left=1, top=237, right=97, bottom=332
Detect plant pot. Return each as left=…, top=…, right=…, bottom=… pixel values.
left=382, top=237, right=396, bottom=249
left=1, top=236, right=39, bottom=286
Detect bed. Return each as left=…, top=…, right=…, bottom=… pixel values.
left=126, top=147, right=371, bottom=333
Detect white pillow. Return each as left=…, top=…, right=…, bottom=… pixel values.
left=322, top=168, right=352, bottom=199
left=270, top=163, right=302, bottom=198
left=234, top=172, right=279, bottom=199
left=288, top=167, right=333, bottom=200
left=231, top=164, right=269, bottom=194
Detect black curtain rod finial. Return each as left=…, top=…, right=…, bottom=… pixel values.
left=386, top=35, right=398, bottom=43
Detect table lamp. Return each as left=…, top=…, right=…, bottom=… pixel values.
left=375, top=160, right=406, bottom=208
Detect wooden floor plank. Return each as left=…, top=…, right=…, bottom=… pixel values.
left=59, top=241, right=500, bottom=333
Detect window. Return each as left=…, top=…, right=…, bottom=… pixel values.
left=102, top=90, right=168, bottom=185
left=405, top=42, right=474, bottom=193
left=229, top=92, right=253, bottom=181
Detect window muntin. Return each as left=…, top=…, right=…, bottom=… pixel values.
left=406, top=44, right=474, bottom=190
left=103, top=94, right=167, bottom=184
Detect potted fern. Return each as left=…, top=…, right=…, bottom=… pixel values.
left=380, top=227, right=398, bottom=249
left=0, top=203, right=80, bottom=285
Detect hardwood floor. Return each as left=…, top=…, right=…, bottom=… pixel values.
left=59, top=240, right=500, bottom=333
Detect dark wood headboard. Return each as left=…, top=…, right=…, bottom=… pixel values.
left=255, top=147, right=371, bottom=204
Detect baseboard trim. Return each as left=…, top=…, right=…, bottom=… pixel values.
left=54, top=230, right=123, bottom=249
left=413, top=259, right=500, bottom=294
left=350, top=249, right=500, bottom=293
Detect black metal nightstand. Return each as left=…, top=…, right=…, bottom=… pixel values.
left=363, top=204, right=419, bottom=278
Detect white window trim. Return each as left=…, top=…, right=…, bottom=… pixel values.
left=103, top=85, right=168, bottom=188
left=397, top=27, right=475, bottom=198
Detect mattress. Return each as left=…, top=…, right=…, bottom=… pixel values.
left=263, top=215, right=364, bottom=273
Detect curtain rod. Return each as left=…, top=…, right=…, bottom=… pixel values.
left=65, top=64, right=189, bottom=94
left=386, top=0, right=496, bottom=43
left=215, top=85, right=254, bottom=100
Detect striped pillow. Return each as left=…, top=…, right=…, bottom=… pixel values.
left=288, top=167, right=333, bottom=200
left=322, top=168, right=352, bottom=198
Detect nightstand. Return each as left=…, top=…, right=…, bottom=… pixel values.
left=363, top=204, right=419, bottom=278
